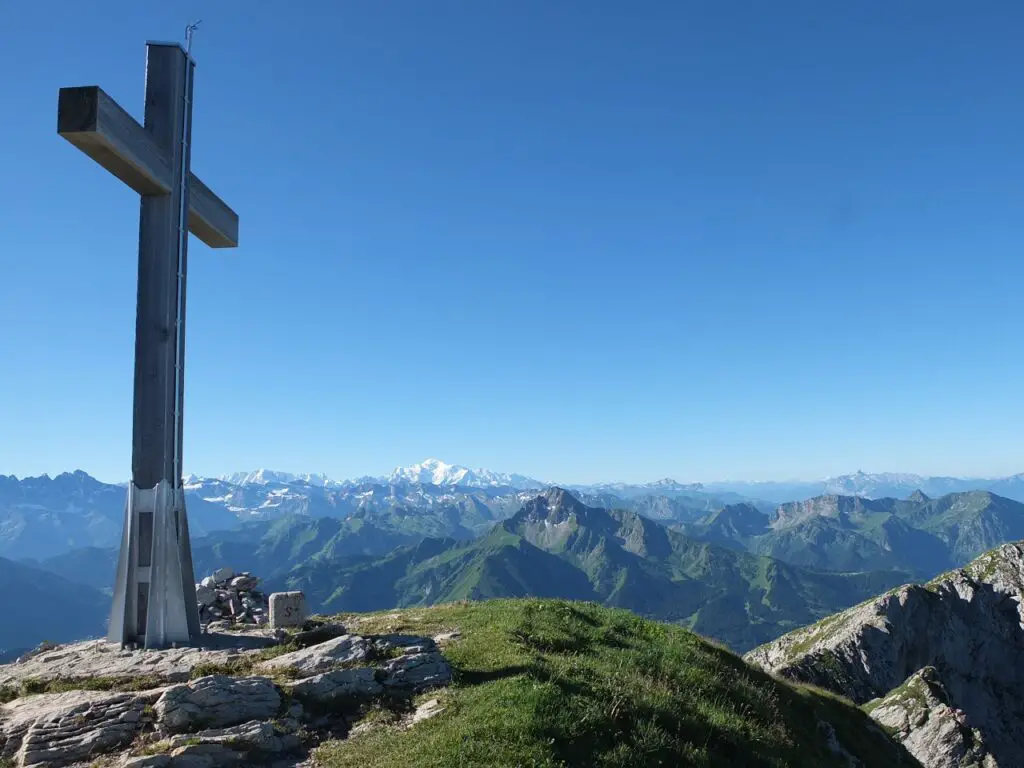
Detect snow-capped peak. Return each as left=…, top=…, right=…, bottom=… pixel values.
left=646, top=478, right=704, bottom=491
left=388, top=459, right=545, bottom=490
left=219, top=469, right=339, bottom=488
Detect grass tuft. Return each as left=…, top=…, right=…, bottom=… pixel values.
left=1, top=674, right=166, bottom=701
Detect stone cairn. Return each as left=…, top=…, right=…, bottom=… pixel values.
left=195, top=567, right=268, bottom=627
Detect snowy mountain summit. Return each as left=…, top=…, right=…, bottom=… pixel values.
left=210, top=459, right=546, bottom=492
left=388, top=458, right=545, bottom=490
left=218, top=469, right=339, bottom=488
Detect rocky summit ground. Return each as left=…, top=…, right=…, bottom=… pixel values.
left=0, top=615, right=454, bottom=768
left=745, top=541, right=1024, bottom=768
left=0, top=598, right=917, bottom=768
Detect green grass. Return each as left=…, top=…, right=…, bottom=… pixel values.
left=1, top=674, right=166, bottom=699
left=137, top=740, right=174, bottom=756
left=316, top=598, right=919, bottom=768
left=862, top=672, right=934, bottom=720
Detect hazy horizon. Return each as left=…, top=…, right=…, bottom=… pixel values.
left=4, top=458, right=1018, bottom=489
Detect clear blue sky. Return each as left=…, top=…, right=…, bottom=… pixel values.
left=2, top=1, right=1022, bottom=484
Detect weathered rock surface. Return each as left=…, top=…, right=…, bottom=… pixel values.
left=0, top=689, right=156, bottom=767
left=410, top=697, right=444, bottom=725
left=281, top=635, right=450, bottom=705
left=197, top=570, right=268, bottom=627
left=380, top=651, right=452, bottom=692
left=123, top=720, right=305, bottom=768
left=155, top=675, right=281, bottom=734
left=866, top=667, right=996, bottom=768
left=0, top=621, right=458, bottom=768
left=745, top=541, right=1024, bottom=768
left=0, top=633, right=279, bottom=688
left=257, top=634, right=370, bottom=676
left=290, top=623, right=346, bottom=649
left=167, top=718, right=301, bottom=753
left=288, top=667, right=382, bottom=705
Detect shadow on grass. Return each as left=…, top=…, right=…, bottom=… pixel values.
left=455, top=665, right=532, bottom=687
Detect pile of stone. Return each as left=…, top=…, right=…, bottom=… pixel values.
left=195, top=567, right=268, bottom=627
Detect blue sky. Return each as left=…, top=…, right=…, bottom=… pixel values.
left=2, top=1, right=1022, bottom=484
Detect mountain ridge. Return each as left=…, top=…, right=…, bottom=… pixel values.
left=0, top=556, right=108, bottom=652
left=269, top=488, right=910, bottom=652
left=745, top=540, right=1024, bottom=768
left=681, top=490, right=1024, bottom=579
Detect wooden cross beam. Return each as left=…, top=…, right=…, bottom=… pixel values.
left=57, top=85, right=238, bottom=248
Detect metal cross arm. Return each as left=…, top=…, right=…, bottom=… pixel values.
left=57, top=84, right=239, bottom=249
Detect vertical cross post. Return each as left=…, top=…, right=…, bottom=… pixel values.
left=110, top=42, right=200, bottom=647
left=58, top=35, right=238, bottom=648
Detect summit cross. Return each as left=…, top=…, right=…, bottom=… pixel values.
left=57, top=40, right=239, bottom=648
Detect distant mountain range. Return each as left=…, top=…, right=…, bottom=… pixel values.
left=262, top=488, right=907, bottom=652
left=208, top=461, right=1024, bottom=504
left=680, top=490, right=1024, bottom=578
left=5, top=461, right=1024, bottom=563
left=705, top=469, right=1024, bottom=504
left=209, top=459, right=547, bottom=492
left=30, top=489, right=909, bottom=652
left=0, top=556, right=107, bottom=654
left=1, top=461, right=760, bottom=560
left=17, top=477, right=1024, bottom=656
left=0, top=471, right=238, bottom=560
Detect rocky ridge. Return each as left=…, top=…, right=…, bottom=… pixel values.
left=744, top=540, right=1024, bottom=768
left=0, top=616, right=457, bottom=768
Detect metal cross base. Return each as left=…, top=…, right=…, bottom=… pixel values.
left=109, top=481, right=200, bottom=646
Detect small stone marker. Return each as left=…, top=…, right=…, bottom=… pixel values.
left=269, top=591, right=309, bottom=629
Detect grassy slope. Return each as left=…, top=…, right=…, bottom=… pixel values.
left=316, top=599, right=919, bottom=768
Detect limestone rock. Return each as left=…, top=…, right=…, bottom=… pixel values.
left=0, top=635, right=279, bottom=689
left=167, top=742, right=241, bottom=768
left=290, top=622, right=345, bottom=649
left=432, top=630, right=461, bottom=646
left=257, top=634, right=369, bottom=675
left=867, top=667, right=996, bottom=768
left=745, top=541, right=1024, bottom=768
left=155, top=675, right=281, bottom=734
left=288, top=667, right=382, bottom=705
left=410, top=697, right=444, bottom=725
left=169, top=719, right=300, bottom=754
left=15, top=642, right=59, bottom=665
left=123, top=756, right=172, bottom=767
left=0, top=689, right=150, bottom=767
left=121, top=722, right=302, bottom=768
left=381, top=651, right=452, bottom=693
left=229, top=575, right=259, bottom=591
left=198, top=570, right=267, bottom=627
left=374, top=634, right=437, bottom=654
